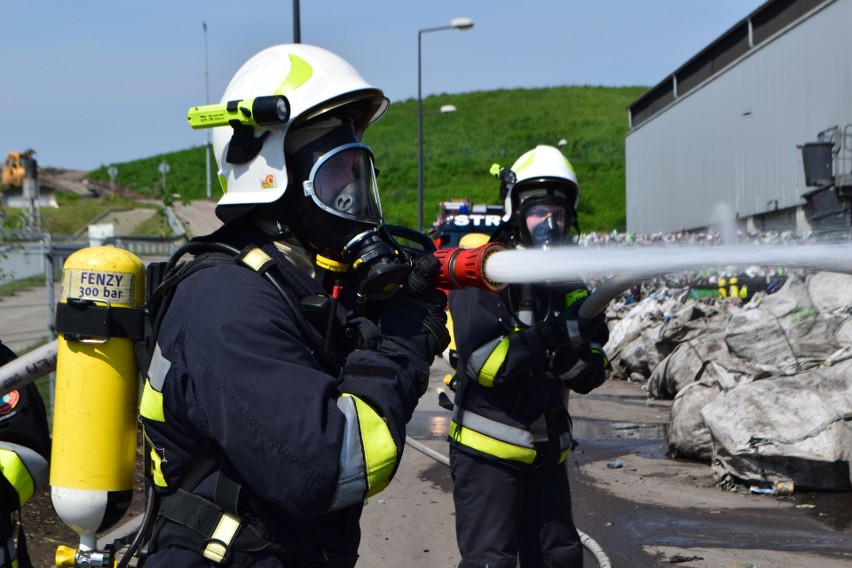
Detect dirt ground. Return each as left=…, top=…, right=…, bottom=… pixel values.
left=15, top=360, right=852, bottom=567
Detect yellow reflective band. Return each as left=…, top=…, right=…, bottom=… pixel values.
left=591, top=347, right=609, bottom=367
left=350, top=395, right=397, bottom=497
left=564, top=289, right=588, bottom=308
left=478, top=337, right=510, bottom=387
left=218, top=174, right=228, bottom=194
left=564, top=156, right=576, bottom=175
left=240, top=247, right=273, bottom=273
left=449, top=421, right=537, bottom=464
left=275, top=54, right=314, bottom=95
left=140, top=379, right=165, bottom=423
left=0, top=448, right=34, bottom=506
left=203, top=512, right=242, bottom=563
left=147, top=444, right=167, bottom=488
left=559, top=449, right=569, bottom=464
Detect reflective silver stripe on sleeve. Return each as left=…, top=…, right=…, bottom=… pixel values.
left=564, top=358, right=588, bottom=380
left=148, top=343, right=171, bottom=391
left=330, top=396, right=367, bottom=511
left=565, top=319, right=582, bottom=347
left=466, top=337, right=504, bottom=379
left=559, top=431, right=574, bottom=451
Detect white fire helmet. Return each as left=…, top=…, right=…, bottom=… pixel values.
left=211, top=44, right=389, bottom=220
left=502, top=145, right=580, bottom=222
left=501, top=145, right=580, bottom=247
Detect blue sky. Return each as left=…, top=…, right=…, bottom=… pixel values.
left=1, top=1, right=765, bottom=171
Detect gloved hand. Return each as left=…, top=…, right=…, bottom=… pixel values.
left=541, top=296, right=605, bottom=350
left=350, top=255, right=450, bottom=396
left=379, top=286, right=449, bottom=361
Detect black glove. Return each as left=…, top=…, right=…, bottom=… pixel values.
left=541, top=296, right=605, bottom=350
left=349, top=255, right=450, bottom=396
left=379, top=286, right=450, bottom=364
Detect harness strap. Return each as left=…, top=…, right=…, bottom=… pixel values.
left=55, top=301, right=146, bottom=341
left=155, top=489, right=279, bottom=567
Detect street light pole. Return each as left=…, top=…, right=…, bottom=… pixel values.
left=203, top=22, right=212, bottom=199
left=417, top=17, right=474, bottom=233
left=293, top=0, right=301, bottom=43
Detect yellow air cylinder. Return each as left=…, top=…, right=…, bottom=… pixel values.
left=50, top=246, right=145, bottom=552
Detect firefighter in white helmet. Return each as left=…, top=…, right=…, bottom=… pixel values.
left=136, top=44, right=449, bottom=567
left=447, top=145, right=609, bottom=567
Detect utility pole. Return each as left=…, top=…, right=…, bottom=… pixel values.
left=203, top=22, right=212, bottom=199
left=293, top=0, right=301, bottom=43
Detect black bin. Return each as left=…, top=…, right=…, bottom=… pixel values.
left=801, top=142, right=833, bottom=186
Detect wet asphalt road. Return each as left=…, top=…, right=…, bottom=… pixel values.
left=379, top=358, right=852, bottom=568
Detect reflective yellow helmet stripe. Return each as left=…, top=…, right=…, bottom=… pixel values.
left=513, top=152, right=535, bottom=175
left=0, top=448, right=34, bottom=507
left=275, top=54, right=314, bottom=95
left=449, top=421, right=537, bottom=464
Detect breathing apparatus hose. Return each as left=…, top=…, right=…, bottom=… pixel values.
left=403, top=436, right=612, bottom=568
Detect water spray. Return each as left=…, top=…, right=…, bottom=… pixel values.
left=3, top=241, right=852, bottom=397
left=483, top=242, right=852, bottom=317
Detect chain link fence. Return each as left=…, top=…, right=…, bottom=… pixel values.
left=0, top=233, right=184, bottom=354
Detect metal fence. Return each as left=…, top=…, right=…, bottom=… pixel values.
left=0, top=233, right=185, bottom=354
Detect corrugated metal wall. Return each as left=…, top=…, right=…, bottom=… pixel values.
left=625, top=0, right=852, bottom=234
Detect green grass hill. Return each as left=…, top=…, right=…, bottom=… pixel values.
left=87, top=85, right=645, bottom=232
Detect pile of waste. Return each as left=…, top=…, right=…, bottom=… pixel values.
left=604, top=271, right=852, bottom=493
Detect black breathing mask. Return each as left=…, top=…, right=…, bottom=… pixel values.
left=342, top=228, right=412, bottom=300
left=530, top=214, right=561, bottom=247
left=519, top=197, right=570, bottom=248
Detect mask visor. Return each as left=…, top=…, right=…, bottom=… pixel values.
left=523, top=201, right=566, bottom=247
left=304, top=143, right=382, bottom=223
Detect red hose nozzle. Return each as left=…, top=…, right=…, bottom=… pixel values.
left=432, top=242, right=508, bottom=292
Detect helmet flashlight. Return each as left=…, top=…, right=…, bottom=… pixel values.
left=187, top=95, right=290, bottom=129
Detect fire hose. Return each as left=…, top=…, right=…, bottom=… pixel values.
left=3, top=239, right=852, bottom=423
left=4, top=241, right=852, bottom=397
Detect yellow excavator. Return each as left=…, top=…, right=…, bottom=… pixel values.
left=2, top=148, right=58, bottom=211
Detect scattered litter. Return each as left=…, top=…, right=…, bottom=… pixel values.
left=749, top=486, right=774, bottom=495
left=774, top=481, right=795, bottom=495
left=796, top=503, right=816, bottom=509
left=607, top=459, right=624, bottom=469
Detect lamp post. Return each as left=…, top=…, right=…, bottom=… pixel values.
left=203, top=22, right=212, bottom=199
left=417, top=17, right=474, bottom=232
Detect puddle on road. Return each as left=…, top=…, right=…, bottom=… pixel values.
left=408, top=411, right=452, bottom=438
left=408, top=411, right=665, bottom=442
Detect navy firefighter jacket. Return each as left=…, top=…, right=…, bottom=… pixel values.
left=139, top=229, right=424, bottom=563
left=448, top=282, right=609, bottom=470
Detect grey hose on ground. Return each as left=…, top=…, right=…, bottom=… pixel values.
left=404, top=436, right=613, bottom=568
